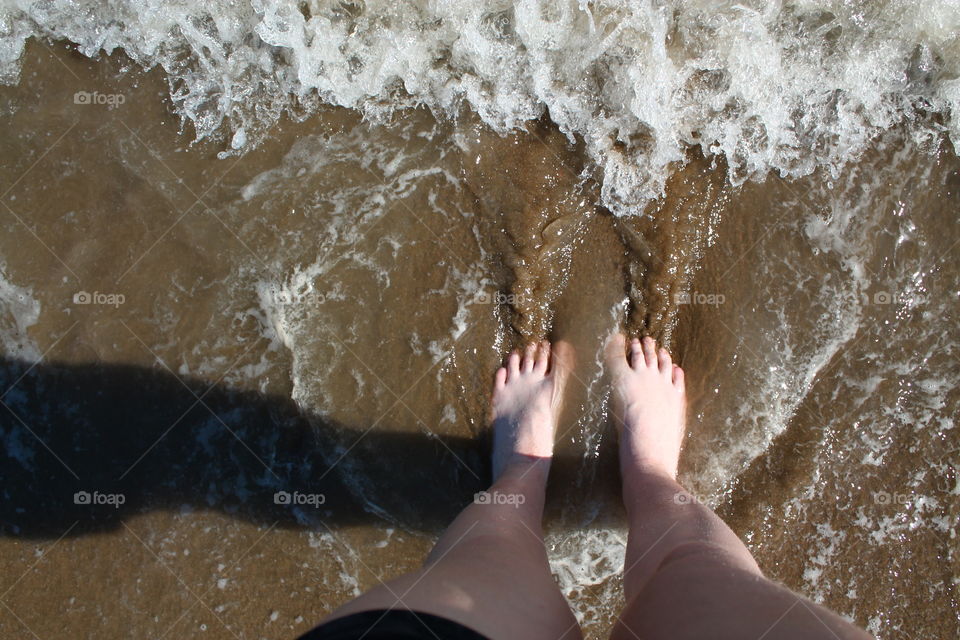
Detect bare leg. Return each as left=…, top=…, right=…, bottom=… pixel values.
left=606, top=334, right=873, bottom=640
left=324, top=341, right=581, bottom=640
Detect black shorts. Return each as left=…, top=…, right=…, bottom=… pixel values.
left=298, top=609, right=490, bottom=639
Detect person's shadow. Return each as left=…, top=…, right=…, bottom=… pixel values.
left=0, top=357, right=496, bottom=538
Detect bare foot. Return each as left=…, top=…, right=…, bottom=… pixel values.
left=491, top=340, right=572, bottom=480
left=604, top=333, right=686, bottom=480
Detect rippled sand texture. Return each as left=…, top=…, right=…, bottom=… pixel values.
left=0, top=42, right=958, bottom=640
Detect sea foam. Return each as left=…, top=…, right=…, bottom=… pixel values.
left=2, top=0, right=959, bottom=214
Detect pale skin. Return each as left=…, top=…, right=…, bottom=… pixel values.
left=323, top=336, right=874, bottom=640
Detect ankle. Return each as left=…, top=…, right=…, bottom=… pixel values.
left=493, top=450, right=552, bottom=482
left=620, top=463, right=682, bottom=505
left=620, top=447, right=678, bottom=484
left=484, top=456, right=547, bottom=510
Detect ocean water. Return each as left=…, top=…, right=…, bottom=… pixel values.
left=4, top=0, right=959, bottom=208
left=0, top=2, right=958, bottom=638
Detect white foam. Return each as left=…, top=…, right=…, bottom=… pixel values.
left=547, top=526, right=626, bottom=628
left=3, top=1, right=959, bottom=213
left=0, top=263, right=41, bottom=362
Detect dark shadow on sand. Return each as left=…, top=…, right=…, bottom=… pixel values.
left=0, top=357, right=506, bottom=538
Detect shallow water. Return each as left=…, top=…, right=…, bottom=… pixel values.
left=0, top=15, right=959, bottom=640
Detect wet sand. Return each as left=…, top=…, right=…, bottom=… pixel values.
left=0, top=41, right=958, bottom=639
